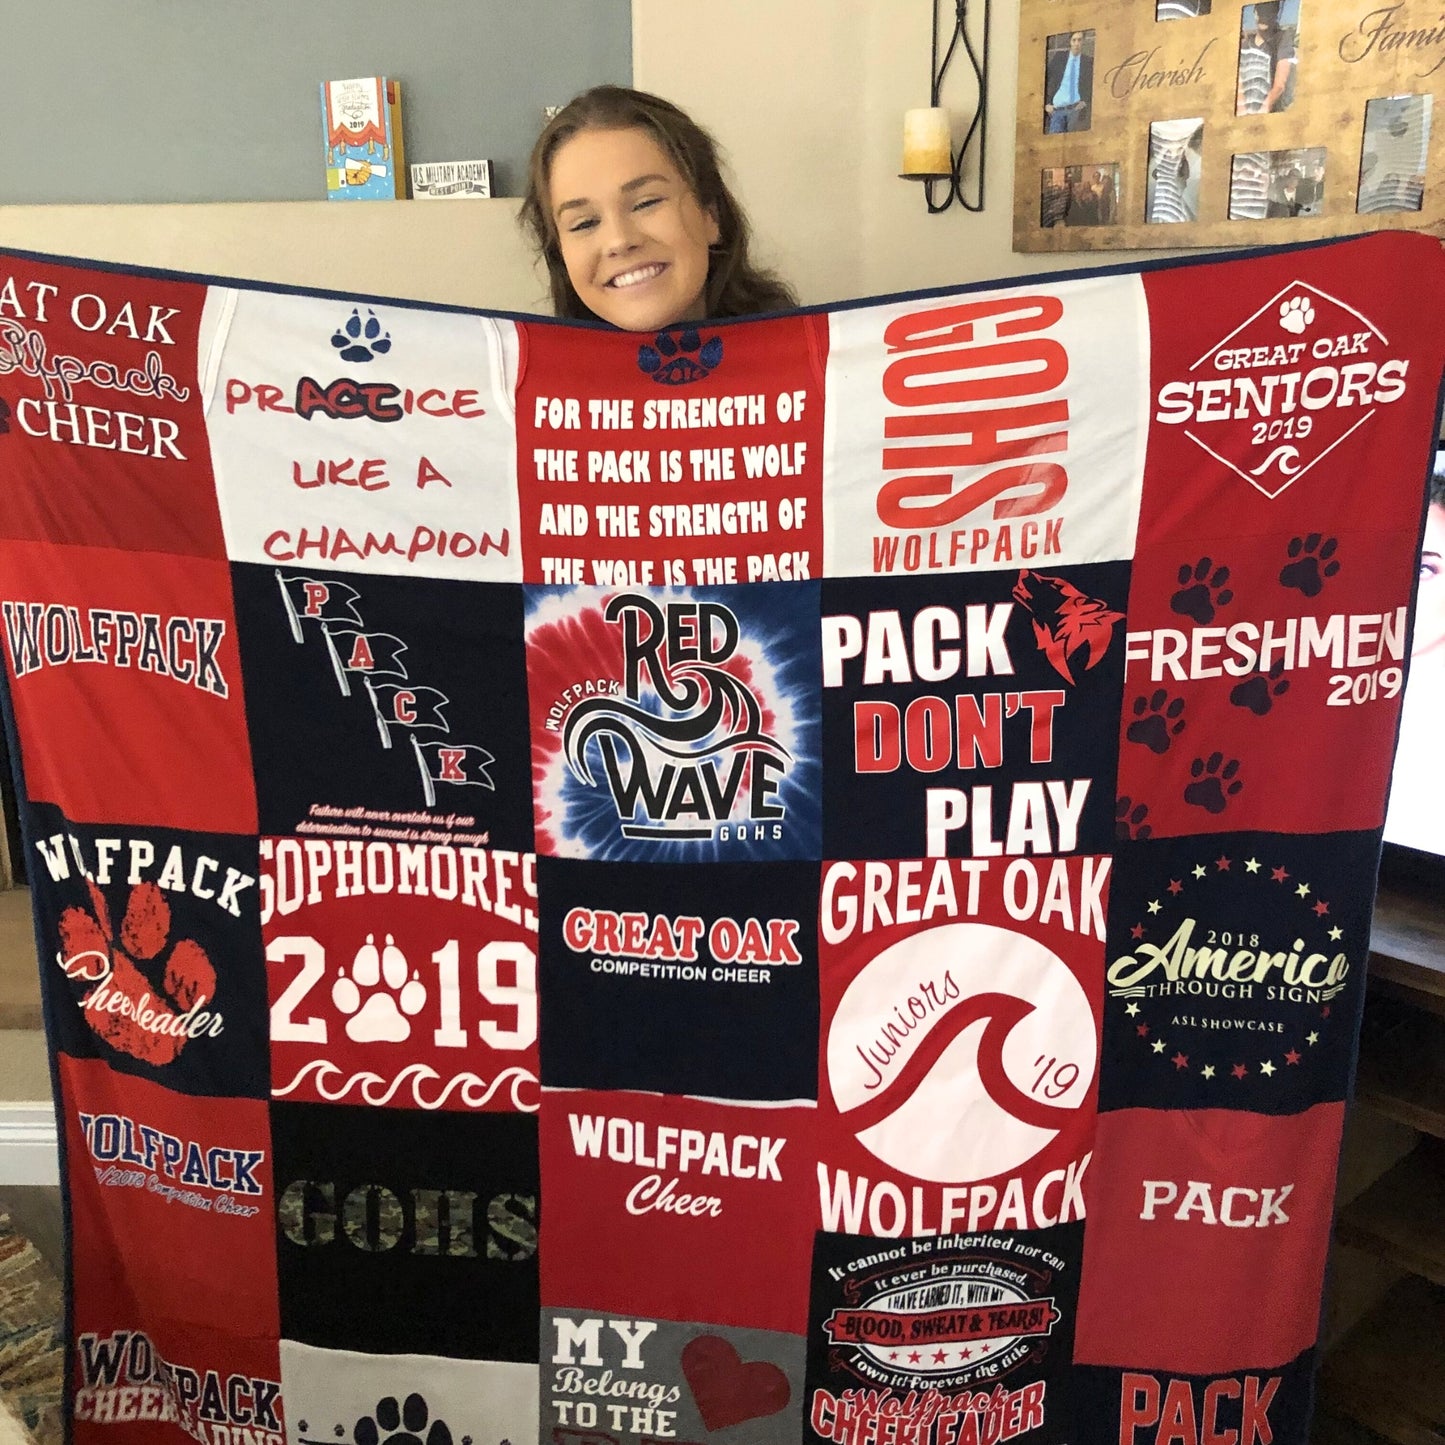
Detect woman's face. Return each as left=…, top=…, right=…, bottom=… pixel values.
left=548, top=126, right=719, bottom=332
left=1416, top=500, right=1445, bottom=657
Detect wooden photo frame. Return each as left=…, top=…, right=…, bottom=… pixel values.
left=1014, top=0, right=1445, bottom=249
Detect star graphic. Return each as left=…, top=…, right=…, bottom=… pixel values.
left=1285, top=1049, right=1301, bottom=1065
left=1328, top=926, right=1343, bottom=941
left=1296, top=882, right=1311, bottom=898
left=888, top=1351, right=898, bottom=1361
left=1232, top=1063, right=1248, bottom=1079
left=1168, top=879, right=1183, bottom=895
left=1272, top=866, right=1289, bottom=883
left=1148, top=899, right=1162, bottom=914
left=959, top=1348, right=972, bottom=1360
left=1260, top=1059, right=1277, bottom=1076
left=1125, top=1002, right=1140, bottom=1016
left=1245, top=857, right=1261, bottom=873
left=1202, top=1065, right=1216, bottom=1079
left=1130, top=923, right=1145, bottom=939
left=1137, top=1023, right=1151, bottom=1038
left=1152, top=1039, right=1167, bottom=1053
left=933, top=1349, right=948, bottom=1363
left=1193, top=864, right=1207, bottom=879
left=1307, top=1031, right=1319, bottom=1045
left=1171, top=1051, right=1189, bottom=1070
left=1313, top=900, right=1330, bottom=916
left=908, top=1350, right=922, bottom=1363
left=1215, top=854, right=1231, bottom=871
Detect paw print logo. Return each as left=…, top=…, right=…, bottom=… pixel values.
left=332, top=308, right=393, bottom=364
left=1115, top=797, right=1153, bottom=841
left=1170, top=558, right=1234, bottom=625
left=57, top=881, right=216, bottom=1066
left=1279, top=533, right=1340, bottom=598
left=353, top=1393, right=453, bottom=1445
left=1126, top=690, right=1186, bottom=754
left=332, top=934, right=426, bottom=1043
left=638, top=326, right=723, bottom=384
left=1278, top=296, right=1314, bottom=335
left=1184, top=753, right=1243, bottom=814
left=1230, top=657, right=1290, bottom=715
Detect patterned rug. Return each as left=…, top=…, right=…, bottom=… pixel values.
left=0, top=1213, right=63, bottom=1445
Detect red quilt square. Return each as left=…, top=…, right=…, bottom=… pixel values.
left=0, top=540, right=256, bottom=834
left=517, top=315, right=826, bottom=587
left=264, top=836, right=539, bottom=1113
left=0, top=257, right=224, bottom=558
left=70, top=1316, right=281, bottom=1445
left=817, top=856, right=1106, bottom=1237
left=1119, top=531, right=1417, bottom=837
left=539, top=1088, right=816, bottom=1334
left=1075, top=1102, right=1344, bottom=1373
left=1138, top=233, right=1444, bottom=550
left=60, top=1054, right=280, bottom=1341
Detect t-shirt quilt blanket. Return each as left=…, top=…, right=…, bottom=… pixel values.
left=0, top=231, right=1440, bottom=1445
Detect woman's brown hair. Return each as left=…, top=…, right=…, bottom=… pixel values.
left=519, top=85, right=797, bottom=323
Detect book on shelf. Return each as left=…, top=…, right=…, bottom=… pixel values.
left=321, top=77, right=406, bottom=200
left=410, top=160, right=495, bottom=200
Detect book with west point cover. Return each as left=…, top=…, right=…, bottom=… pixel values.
left=322, top=77, right=406, bottom=200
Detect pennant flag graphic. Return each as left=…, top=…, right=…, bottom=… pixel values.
left=275, top=572, right=364, bottom=641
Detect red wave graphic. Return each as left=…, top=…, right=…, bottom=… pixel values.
left=841, top=991, right=1077, bottom=1136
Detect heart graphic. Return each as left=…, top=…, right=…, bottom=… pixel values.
left=681, top=1335, right=790, bottom=1432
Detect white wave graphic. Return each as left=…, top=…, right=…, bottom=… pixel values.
left=273, top=1059, right=539, bottom=1112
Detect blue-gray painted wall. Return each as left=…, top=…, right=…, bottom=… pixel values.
left=0, top=1, right=632, bottom=203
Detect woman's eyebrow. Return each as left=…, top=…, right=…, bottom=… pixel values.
left=554, top=174, right=670, bottom=218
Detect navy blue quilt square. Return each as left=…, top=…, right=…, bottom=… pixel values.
left=538, top=856, right=820, bottom=1100
left=1099, top=828, right=1378, bottom=1113
left=820, top=564, right=1129, bottom=860
left=232, top=563, right=534, bottom=850
left=26, top=799, right=269, bottom=1100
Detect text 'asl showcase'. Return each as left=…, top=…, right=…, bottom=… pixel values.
left=0, top=233, right=1442, bottom=1445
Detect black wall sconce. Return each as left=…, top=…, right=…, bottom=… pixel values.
left=900, top=0, right=991, bottom=213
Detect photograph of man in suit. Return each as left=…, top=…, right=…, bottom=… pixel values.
left=1044, top=31, right=1095, bottom=134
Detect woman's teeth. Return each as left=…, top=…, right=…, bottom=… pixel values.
left=610, top=264, right=666, bottom=288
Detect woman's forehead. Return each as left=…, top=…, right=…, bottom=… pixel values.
left=549, top=127, right=678, bottom=192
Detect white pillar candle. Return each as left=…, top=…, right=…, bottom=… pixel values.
left=903, top=107, right=952, bottom=176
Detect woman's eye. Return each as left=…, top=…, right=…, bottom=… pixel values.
left=567, top=217, right=599, bottom=233
left=1422, top=557, right=1441, bottom=579
left=633, top=196, right=664, bottom=211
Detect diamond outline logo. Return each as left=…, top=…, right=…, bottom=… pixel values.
left=1182, top=281, right=1390, bottom=500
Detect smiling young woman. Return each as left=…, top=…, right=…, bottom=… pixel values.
left=519, top=85, right=796, bottom=332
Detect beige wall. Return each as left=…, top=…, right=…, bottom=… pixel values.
left=0, top=3, right=1208, bottom=313
left=0, top=201, right=548, bottom=313
left=634, top=0, right=1205, bottom=306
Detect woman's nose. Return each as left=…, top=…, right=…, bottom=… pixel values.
left=597, top=207, right=641, bottom=254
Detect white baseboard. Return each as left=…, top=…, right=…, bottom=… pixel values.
left=0, top=1104, right=58, bottom=1186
